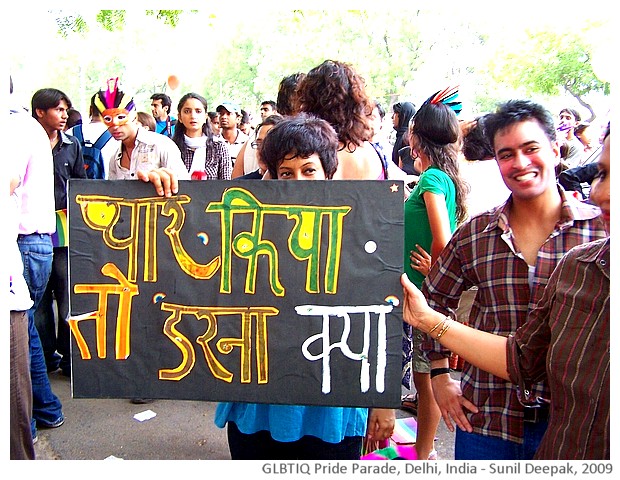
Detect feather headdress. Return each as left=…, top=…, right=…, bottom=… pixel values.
left=425, top=85, right=462, bottom=116
left=94, top=77, right=135, bottom=114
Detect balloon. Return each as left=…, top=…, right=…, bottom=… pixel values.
left=167, top=75, right=180, bottom=90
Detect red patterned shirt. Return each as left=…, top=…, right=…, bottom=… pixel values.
left=421, top=188, right=607, bottom=444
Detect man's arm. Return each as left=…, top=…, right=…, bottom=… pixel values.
left=558, top=163, right=598, bottom=196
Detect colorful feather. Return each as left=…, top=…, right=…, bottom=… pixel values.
left=104, top=77, right=119, bottom=109
left=94, top=77, right=135, bottom=113
left=426, top=85, right=462, bottom=116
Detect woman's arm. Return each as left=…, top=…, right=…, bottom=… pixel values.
left=401, top=273, right=510, bottom=380
left=423, top=191, right=453, bottom=261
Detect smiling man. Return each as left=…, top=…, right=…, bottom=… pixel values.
left=419, top=99, right=607, bottom=460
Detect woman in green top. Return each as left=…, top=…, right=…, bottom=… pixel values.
left=402, top=89, right=469, bottom=460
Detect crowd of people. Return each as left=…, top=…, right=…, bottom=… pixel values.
left=9, top=56, right=610, bottom=461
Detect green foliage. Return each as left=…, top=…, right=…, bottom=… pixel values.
left=145, top=10, right=186, bottom=27
left=54, top=14, right=88, bottom=37
left=489, top=25, right=610, bottom=108
left=14, top=9, right=610, bottom=121
left=95, top=10, right=126, bottom=32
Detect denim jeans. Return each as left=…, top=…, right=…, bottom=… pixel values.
left=17, top=233, right=64, bottom=436
left=455, top=421, right=547, bottom=460
left=34, top=247, right=70, bottom=371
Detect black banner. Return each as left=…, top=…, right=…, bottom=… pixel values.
left=68, top=179, right=404, bottom=408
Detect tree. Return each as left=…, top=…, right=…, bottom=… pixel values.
left=489, top=24, right=610, bottom=121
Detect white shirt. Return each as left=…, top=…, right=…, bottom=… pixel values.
left=11, top=109, right=56, bottom=235
left=460, top=158, right=511, bottom=218
left=108, top=127, right=190, bottom=180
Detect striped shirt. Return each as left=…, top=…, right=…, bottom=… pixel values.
left=422, top=187, right=607, bottom=444
left=507, top=237, right=610, bottom=459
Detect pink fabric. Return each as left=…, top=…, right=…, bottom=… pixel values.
left=12, top=112, right=56, bottom=235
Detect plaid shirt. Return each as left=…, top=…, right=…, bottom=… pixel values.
left=180, top=137, right=232, bottom=180
left=508, top=238, right=610, bottom=459
left=422, top=187, right=607, bottom=444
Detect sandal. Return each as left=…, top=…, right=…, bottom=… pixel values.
left=400, top=393, right=418, bottom=415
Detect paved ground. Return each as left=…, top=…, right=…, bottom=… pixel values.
left=34, top=369, right=456, bottom=460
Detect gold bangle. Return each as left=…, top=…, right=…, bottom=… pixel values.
left=428, top=316, right=446, bottom=335
left=435, top=318, right=453, bottom=340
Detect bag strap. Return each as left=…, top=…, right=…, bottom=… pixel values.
left=93, top=129, right=113, bottom=149
left=370, top=141, right=389, bottom=179
left=72, top=124, right=84, bottom=143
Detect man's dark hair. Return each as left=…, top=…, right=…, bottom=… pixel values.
left=66, top=108, right=82, bottom=129
left=560, top=107, right=581, bottom=122
left=261, top=100, right=277, bottom=110
left=31, top=88, right=72, bottom=118
left=260, top=113, right=339, bottom=179
left=150, top=93, right=172, bottom=114
left=574, top=122, right=590, bottom=135
left=240, top=109, right=252, bottom=124
left=484, top=99, right=556, bottom=150
left=462, top=115, right=494, bottom=160
left=256, top=113, right=284, bottom=132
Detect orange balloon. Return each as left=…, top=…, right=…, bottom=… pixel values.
left=167, top=75, right=180, bottom=90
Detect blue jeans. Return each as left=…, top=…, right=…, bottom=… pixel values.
left=34, top=247, right=70, bottom=371
left=17, top=233, right=64, bottom=436
left=455, top=421, right=547, bottom=460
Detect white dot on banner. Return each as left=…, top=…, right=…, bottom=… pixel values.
left=365, top=241, right=377, bottom=254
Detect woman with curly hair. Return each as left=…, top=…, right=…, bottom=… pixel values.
left=295, top=60, right=387, bottom=180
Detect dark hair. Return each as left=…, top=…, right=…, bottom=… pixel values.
left=394, top=102, right=417, bottom=132
left=410, top=101, right=469, bottom=224
left=208, top=111, right=218, bottom=121
left=484, top=99, right=557, bottom=150
left=256, top=113, right=284, bottom=133
left=462, top=115, right=494, bottom=160
left=261, top=100, right=277, bottom=110
left=137, top=111, right=157, bottom=132
left=296, top=59, right=373, bottom=150
left=88, top=93, right=100, bottom=118
left=150, top=93, right=172, bottom=113
left=559, top=107, right=581, bottom=122
left=374, top=100, right=386, bottom=120
left=276, top=73, right=306, bottom=116
left=66, top=108, right=82, bottom=129
left=574, top=122, right=590, bottom=135
left=260, top=113, right=339, bottom=179
left=171, top=92, right=214, bottom=151
left=240, top=109, right=252, bottom=124
left=31, top=88, right=72, bottom=118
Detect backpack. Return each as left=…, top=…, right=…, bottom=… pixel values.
left=72, top=125, right=112, bottom=179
